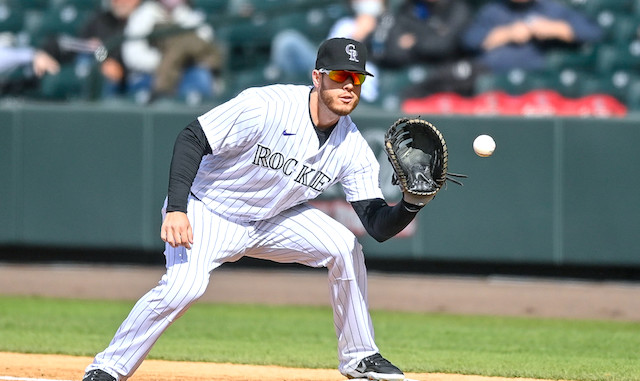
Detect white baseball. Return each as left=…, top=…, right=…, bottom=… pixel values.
left=473, top=134, right=496, bottom=157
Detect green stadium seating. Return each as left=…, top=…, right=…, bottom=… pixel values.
left=37, top=64, right=85, bottom=100
left=273, top=4, right=350, bottom=44
left=221, top=65, right=273, bottom=99
left=635, top=0, right=640, bottom=15
left=566, top=0, right=633, bottom=18
left=594, top=43, right=640, bottom=73
left=593, top=9, right=628, bottom=42
left=474, top=69, right=538, bottom=96
left=578, top=69, right=638, bottom=103
left=7, top=0, right=48, bottom=10
left=30, top=3, right=90, bottom=45
left=51, top=0, right=102, bottom=10
left=611, top=14, right=640, bottom=44
left=0, top=2, right=24, bottom=33
left=191, top=0, right=229, bottom=14
left=534, top=69, right=595, bottom=98
left=545, top=47, right=597, bottom=71
left=376, top=66, right=428, bottom=108
left=624, top=77, right=640, bottom=110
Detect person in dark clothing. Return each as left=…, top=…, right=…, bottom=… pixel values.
left=35, top=0, right=141, bottom=98
left=461, top=0, right=603, bottom=73
left=368, top=0, right=472, bottom=68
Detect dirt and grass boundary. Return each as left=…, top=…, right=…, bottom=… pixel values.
left=1, top=263, right=639, bottom=381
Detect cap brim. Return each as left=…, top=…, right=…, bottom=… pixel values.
left=323, top=64, right=374, bottom=77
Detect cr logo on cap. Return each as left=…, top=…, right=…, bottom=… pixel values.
left=345, top=44, right=359, bottom=63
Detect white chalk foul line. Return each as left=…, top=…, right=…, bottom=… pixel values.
left=0, top=377, right=74, bottom=381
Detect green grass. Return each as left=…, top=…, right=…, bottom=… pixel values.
left=0, top=296, right=638, bottom=381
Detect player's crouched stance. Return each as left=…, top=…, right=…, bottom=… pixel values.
left=82, top=38, right=431, bottom=381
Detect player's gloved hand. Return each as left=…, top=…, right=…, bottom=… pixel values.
left=161, top=211, right=194, bottom=249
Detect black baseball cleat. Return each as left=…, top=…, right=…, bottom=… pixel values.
left=82, top=369, right=116, bottom=381
left=344, top=353, right=405, bottom=380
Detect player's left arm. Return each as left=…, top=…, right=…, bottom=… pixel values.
left=350, top=198, right=421, bottom=243
left=162, top=119, right=212, bottom=248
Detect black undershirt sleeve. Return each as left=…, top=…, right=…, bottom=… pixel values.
left=166, top=119, right=212, bottom=213
left=350, top=198, right=420, bottom=243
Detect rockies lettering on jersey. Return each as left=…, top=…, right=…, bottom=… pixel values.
left=252, top=144, right=333, bottom=192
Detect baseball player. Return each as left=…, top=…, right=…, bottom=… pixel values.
left=82, top=37, right=432, bottom=381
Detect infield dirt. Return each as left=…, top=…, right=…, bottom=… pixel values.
left=0, top=352, right=568, bottom=381
left=2, top=263, right=639, bottom=381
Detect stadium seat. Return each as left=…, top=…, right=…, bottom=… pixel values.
left=6, top=0, right=48, bottom=10
left=624, top=77, right=640, bottom=110
left=535, top=69, right=595, bottom=98
left=37, top=64, right=85, bottom=100
left=611, top=14, right=640, bottom=44
left=225, top=0, right=307, bottom=18
left=191, top=0, right=229, bottom=14
left=55, top=0, right=102, bottom=10
left=474, top=73, right=502, bottom=94
left=474, top=69, right=540, bottom=96
left=594, top=43, right=640, bottom=73
left=593, top=9, right=630, bottom=43
left=273, top=4, right=350, bottom=44
left=377, top=66, right=428, bottom=109
left=221, top=65, right=273, bottom=99
left=635, top=0, right=640, bottom=16
left=631, top=0, right=640, bottom=16
left=30, top=3, right=90, bottom=46
left=216, top=13, right=279, bottom=45
left=545, top=46, right=597, bottom=71
left=578, top=69, right=638, bottom=104
left=566, top=0, right=632, bottom=18
left=512, top=71, right=547, bottom=91
left=0, top=2, right=24, bottom=33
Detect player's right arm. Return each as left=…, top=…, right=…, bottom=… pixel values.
left=161, top=119, right=212, bottom=249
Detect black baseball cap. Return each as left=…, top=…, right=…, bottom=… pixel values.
left=315, top=37, right=374, bottom=77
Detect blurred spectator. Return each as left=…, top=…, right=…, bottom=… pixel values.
left=269, top=0, right=385, bottom=102
left=0, top=46, right=59, bottom=77
left=0, top=46, right=59, bottom=96
left=368, top=0, right=472, bottom=68
left=33, top=0, right=142, bottom=99
left=366, top=0, right=476, bottom=99
left=122, top=0, right=225, bottom=104
left=461, top=0, right=603, bottom=73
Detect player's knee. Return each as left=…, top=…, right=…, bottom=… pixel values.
left=160, top=274, right=209, bottom=310
left=327, top=236, right=365, bottom=270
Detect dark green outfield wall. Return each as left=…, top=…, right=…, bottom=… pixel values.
left=1, top=103, right=639, bottom=266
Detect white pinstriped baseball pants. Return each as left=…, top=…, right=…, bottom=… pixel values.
left=86, top=195, right=379, bottom=380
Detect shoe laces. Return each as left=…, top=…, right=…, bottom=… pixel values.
left=364, top=353, right=389, bottom=366
left=85, top=370, right=115, bottom=381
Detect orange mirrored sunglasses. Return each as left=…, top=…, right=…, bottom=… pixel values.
left=318, top=69, right=366, bottom=85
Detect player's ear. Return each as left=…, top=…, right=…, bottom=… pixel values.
left=312, top=70, right=322, bottom=88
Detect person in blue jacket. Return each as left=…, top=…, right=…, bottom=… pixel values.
left=461, top=0, right=603, bottom=73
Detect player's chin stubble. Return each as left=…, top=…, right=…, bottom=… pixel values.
left=319, top=85, right=359, bottom=116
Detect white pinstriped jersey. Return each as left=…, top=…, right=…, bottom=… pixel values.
left=193, top=84, right=384, bottom=222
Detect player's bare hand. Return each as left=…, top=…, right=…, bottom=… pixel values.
left=161, top=211, right=194, bottom=249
